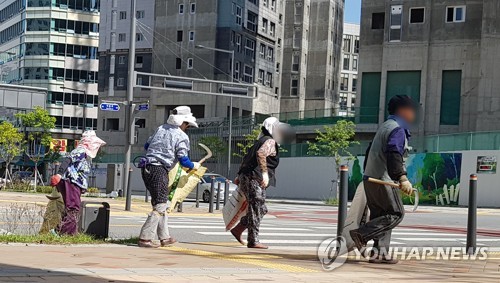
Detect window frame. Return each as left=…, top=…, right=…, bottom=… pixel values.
left=187, top=58, right=193, bottom=69
left=409, top=7, right=425, bottom=24
left=445, top=6, right=466, bottom=23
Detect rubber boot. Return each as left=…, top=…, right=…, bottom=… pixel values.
left=230, top=222, right=246, bottom=245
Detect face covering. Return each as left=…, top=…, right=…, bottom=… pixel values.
left=78, top=130, right=106, bottom=159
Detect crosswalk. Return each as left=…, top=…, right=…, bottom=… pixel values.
left=162, top=216, right=500, bottom=251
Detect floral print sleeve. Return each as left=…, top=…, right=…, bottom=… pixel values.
left=256, top=139, right=277, bottom=174
left=62, top=148, right=91, bottom=191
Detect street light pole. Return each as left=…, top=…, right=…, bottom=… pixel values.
left=124, top=0, right=137, bottom=211
left=195, top=45, right=235, bottom=178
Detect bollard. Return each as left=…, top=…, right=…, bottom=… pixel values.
left=195, top=183, right=200, bottom=208
left=145, top=188, right=148, bottom=203
left=224, top=180, right=230, bottom=206
left=125, top=167, right=133, bottom=211
left=466, top=174, right=477, bottom=254
left=177, top=202, right=183, bottom=213
left=208, top=176, right=215, bottom=213
left=216, top=182, right=221, bottom=210
left=337, top=165, right=349, bottom=238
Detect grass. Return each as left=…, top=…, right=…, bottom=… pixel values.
left=109, top=237, right=140, bottom=245
left=324, top=198, right=339, bottom=206
left=0, top=233, right=104, bottom=245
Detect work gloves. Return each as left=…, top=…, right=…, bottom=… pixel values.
left=50, top=174, right=62, bottom=186
left=261, top=172, right=269, bottom=188
left=399, top=175, right=413, bottom=195
left=192, top=162, right=201, bottom=170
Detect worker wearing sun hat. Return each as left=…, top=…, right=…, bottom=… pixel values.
left=49, top=130, right=106, bottom=235
left=138, top=106, right=200, bottom=248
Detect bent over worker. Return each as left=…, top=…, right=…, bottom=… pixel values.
left=138, top=106, right=200, bottom=248
left=350, top=95, right=418, bottom=264
left=231, top=117, right=292, bottom=249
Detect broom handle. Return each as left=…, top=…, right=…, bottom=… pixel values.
left=366, top=177, right=400, bottom=188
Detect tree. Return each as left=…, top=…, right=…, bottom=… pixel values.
left=307, top=120, right=359, bottom=199
left=0, top=122, right=24, bottom=186
left=16, top=107, right=56, bottom=189
left=233, top=128, right=261, bottom=158
left=198, top=136, right=227, bottom=159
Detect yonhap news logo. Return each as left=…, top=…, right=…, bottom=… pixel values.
left=317, top=236, right=348, bottom=271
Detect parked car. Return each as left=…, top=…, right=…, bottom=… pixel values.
left=187, top=173, right=238, bottom=202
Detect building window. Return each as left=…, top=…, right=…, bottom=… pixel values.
left=354, top=39, right=360, bottom=53
left=187, top=58, right=193, bottom=69
left=258, top=69, right=265, bottom=84
left=244, top=65, right=253, bottom=83
left=262, top=18, right=268, bottom=33
left=263, top=0, right=268, bottom=7
left=270, top=22, right=275, bottom=36
left=343, top=55, right=350, bottom=70
left=340, top=74, right=349, bottom=91
left=136, top=10, right=145, bottom=19
left=353, top=56, right=358, bottom=71
left=343, top=35, right=352, bottom=53
left=118, top=55, right=126, bottom=64
left=293, top=28, right=301, bottom=48
left=271, top=0, right=276, bottom=11
left=294, top=2, right=302, bottom=23
left=136, top=33, right=144, bottom=42
left=234, top=61, right=240, bottom=80
left=371, top=12, right=385, bottom=29
left=117, top=77, right=125, bottom=86
left=276, top=62, right=280, bottom=73
left=189, top=31, right=195, bottom=41
left=292, top=53, right=300, bottom=72
left=389, top=5, right=402, bottom=42
left=267, top=47, right=274, bottom=61
left=446, top=6, right=466, bottom=23
left=266, top=72, right=272, bottom=87
left=235, top=34, right=242, bottom=52
left=118, top=33, right=126, bottom=42
left=106, top=118, right=119, bottom=131
left=291, top=79, right=298, bottom=96
left=176, top=58, right=181, bottom=69
left=190, top=3, right=196, bottom=14
left=119, top=11, right=126, bottom=20
left=409, top=8, right=425, bottom=24
left=235, top=5, right=242, bottom=25
left=177, top=30, right=183, bottom=42
left=248, top=0, right=257, bottom=5
left=247, top=11, right=257, bottom=32
left=245, top=38, right=255, bottom=58
left=352, top=77, right=358, bottom=92
left=179, top=4, right=184, bottom=14
left=259, top=43, right=266, bottom=58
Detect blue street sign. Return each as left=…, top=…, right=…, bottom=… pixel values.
left=100, top=103, right=120, bottom=111
left=137, top=103, right=150, bottom=111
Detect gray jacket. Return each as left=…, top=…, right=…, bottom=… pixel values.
left=145, top=124, right=190, bottom=170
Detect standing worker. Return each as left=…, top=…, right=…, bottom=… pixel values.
left=350, top=95, right=417, bottom=263
left=50, top=130, right=106, bottom=235
left=138, top=106, right=200, bottom=248
left=230, top=117, right=292, bottom=249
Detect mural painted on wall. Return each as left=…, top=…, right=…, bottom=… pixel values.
left=346, top=153, right=462, bottom=206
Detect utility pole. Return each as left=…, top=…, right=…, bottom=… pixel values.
left=124, top=0, right=137, bottom=211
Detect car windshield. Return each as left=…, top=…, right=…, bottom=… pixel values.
left=203, top=175, right=227, bottom=183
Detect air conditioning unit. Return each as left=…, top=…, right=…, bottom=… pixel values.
left=55, top=101, right=64, bottom=106
left=56, top=76, right=64, bottom=81
left=80, top=79, right=86, bottom=83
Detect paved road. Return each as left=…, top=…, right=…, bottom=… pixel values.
left=109, top=202, right=500, bottom=250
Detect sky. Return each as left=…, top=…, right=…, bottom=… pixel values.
left=344, top=0, right=361, bottom=24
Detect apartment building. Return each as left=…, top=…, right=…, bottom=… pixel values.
left=0, top=0, right=100, bottom=140
left=358, top=0, right=500, bottom=134
left=280, top=0, right=344, bottom=115
left=340, top=22, right=359, bottom=116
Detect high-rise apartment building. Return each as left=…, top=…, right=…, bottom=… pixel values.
left=358, top=0, right=500, bottom=134
left=280, top=0, right=344, bottom=115
left=0, top=0, right=100, bottom=140
left=340, top=23, right=359, bottom=116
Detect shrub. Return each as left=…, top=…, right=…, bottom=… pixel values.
left=36, top=186, right=54, bottom=194
left=86, top=187, right=100, bottom=198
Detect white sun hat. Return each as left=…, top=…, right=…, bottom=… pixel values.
left=167, top=106, right=199, bottom=128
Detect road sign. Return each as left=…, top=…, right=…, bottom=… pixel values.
left=100, top=103, right=120, bottom=111
left=137, top=103, right=150, bottom=111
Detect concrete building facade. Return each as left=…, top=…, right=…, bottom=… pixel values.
left=340, top=23, right=359, bottom=116
left=0, top=0, right=100, bottom=141
left=280, top=0, right=344, bottom=115
left=358, top=0, right=500, bottom=135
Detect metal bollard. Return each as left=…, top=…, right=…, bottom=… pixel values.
left=177, top=202, right=183, bottom=213
left=145, top=188, right=148, bottom=203
left=466, top=174, right=478, bottom=254
left=216, top=182, right=221, bottom=210
left=337, top=165, right=349, bottom=238
left=224, top=180, right=230, bottom=206
left=208, top=176, right=215, bottom=213
left=195, top=183, right=200, bottom=208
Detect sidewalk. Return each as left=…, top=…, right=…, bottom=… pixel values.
left=0, top=242, right=499, bottom=282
